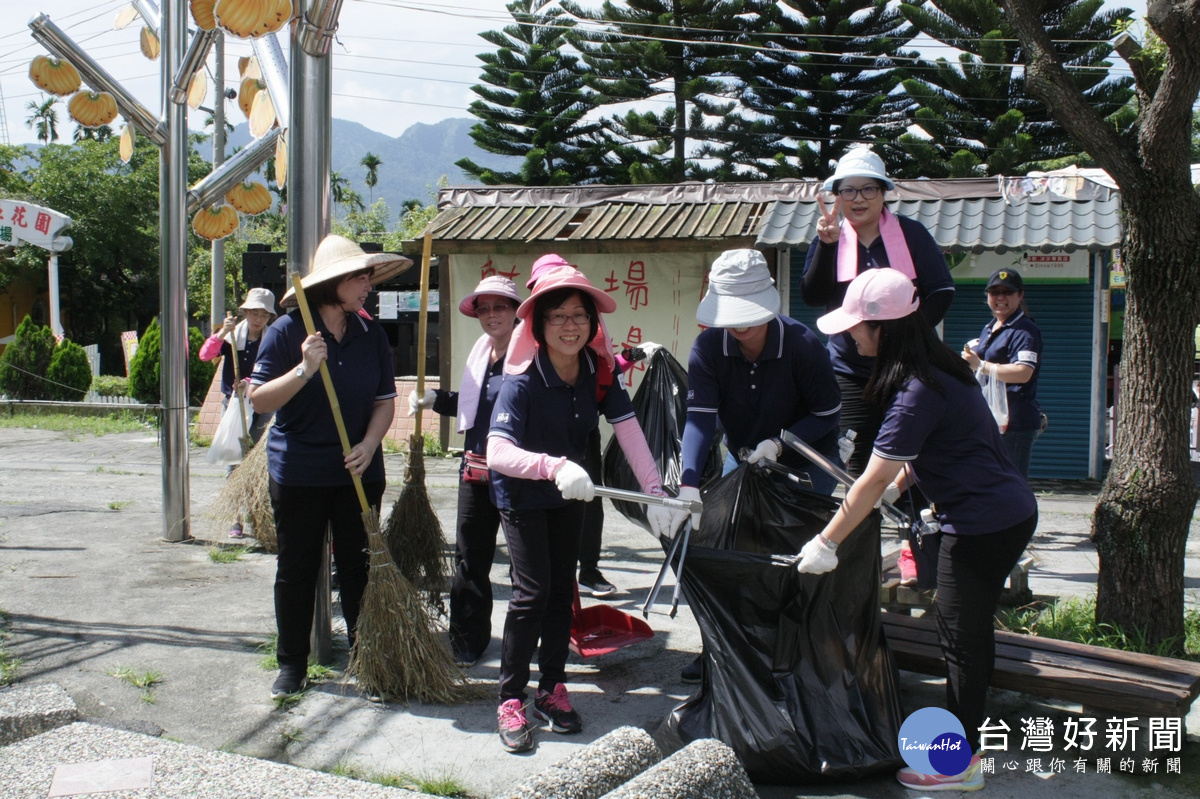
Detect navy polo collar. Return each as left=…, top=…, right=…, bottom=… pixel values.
left=534, top=345, right=597, bottom=388
left=986, top=308, right=1025, bottom=334
left=721, top=316, right=784, bottom=362
left=313, top=309, right=369, bottom=342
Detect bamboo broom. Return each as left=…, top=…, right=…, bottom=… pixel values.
left=290, top=272, right=469, bottom=703
left=383, top=233, right=449, bottom=611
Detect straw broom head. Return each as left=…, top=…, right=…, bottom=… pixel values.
left=384, top=433, right=449, bottom=611
left=349, top=512, right=480, bottom=703
left=205, top=433, right=277, bottom=551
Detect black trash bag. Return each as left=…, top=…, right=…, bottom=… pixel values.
left=602, top=348, right=722, bottom=534
left=657, top=464, right=904, bottom=784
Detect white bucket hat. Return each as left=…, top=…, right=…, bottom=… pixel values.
left=697, top=249, right=779, bottom=328
left=239, top=287, right=276, bottom=314
left=822, top=146, right=895, bottom=192
left=280, top=234, right=413, bottom=306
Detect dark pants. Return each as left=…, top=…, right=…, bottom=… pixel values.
left=498, top=503, right=586, bottom=701
left=835, top=373, right=879, bottom=477
left=450, top=479, right=501, bottom=657
left=268, top=478, right=384, bottom=669
left=1002, top=426, right=1042, bottom=480
left=579, top=427, right=604, bottom=574
left=935, top=512, right=1038, bottom=751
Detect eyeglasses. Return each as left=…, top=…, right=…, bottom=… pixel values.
left=543, top=312, right=591, bottom=327
left=836, top=185, right=882, bottom=201
left=474, top=303, right=513, bottom=316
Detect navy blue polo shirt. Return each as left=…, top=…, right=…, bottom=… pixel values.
left=680, top=316, right=841, bottom=486
left=251, top=310, right=396, bottom=486
left=970, top=310, right=1043, bottom=432
left=432, top=355, right=505, bottom=457
left=488, top=346, right=636, bottom=511
left=803, top=215, right=956, bottom=379
left=217, top=338, right=261, bottom=397
left=873, top=367, right=1036, bottom=535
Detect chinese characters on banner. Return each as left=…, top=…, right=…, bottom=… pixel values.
left=447, top=252, right=711, bottom=446
left=0, top=200, right=71, bottom=250
left=976, top=715, right=1184, bottom=775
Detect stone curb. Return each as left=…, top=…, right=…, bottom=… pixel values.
left=599, top=738, right=758, bottom=799
left=0, top=683, right=77, bottom=746
left=499, top=726, right=662, bottom=799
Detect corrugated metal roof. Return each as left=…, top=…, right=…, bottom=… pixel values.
left=757, top=196, right=1123, bottom=252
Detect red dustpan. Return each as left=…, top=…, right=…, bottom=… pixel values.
left=570, top=583, right=654, bottom=658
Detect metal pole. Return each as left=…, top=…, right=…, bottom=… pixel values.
left=210, top=32, right=226, bottom=330
left=291, top=0, right=336, bottom=664
left=47, top=253, right=62, bottom=338
left=160, top=0, right=190, bottom=542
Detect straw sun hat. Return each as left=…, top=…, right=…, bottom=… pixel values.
left=280, top=234, right=413, bottom=307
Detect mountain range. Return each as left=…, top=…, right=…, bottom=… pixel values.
left=225, top=117, right=518, bottom=216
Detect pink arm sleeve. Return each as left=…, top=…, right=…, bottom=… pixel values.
left=612, top=417, right=663, bottom=494
left=487, top=436, right=567, bottom=481
left=199, top=334, right=226, bottom=362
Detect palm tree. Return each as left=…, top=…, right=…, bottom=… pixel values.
left=74, top=124, right=113, bottom=143
left=330, top=170, right=364, bottom=213
left=25, top=95, right=59, bottom=144
left=360, top=152, right=381, bottom=204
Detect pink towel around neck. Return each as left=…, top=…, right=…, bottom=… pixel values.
left=836, top=207, right=917, bottom=283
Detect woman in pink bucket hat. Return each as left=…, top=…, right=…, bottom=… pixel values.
left=407, top=275, right=524, bottom=667
left=485, top=266, right=673, bottom=753
left=798, top=268, right=1037, bottom=793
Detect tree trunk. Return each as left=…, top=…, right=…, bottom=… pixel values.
left=1093, top=191, right=1200, bottom=650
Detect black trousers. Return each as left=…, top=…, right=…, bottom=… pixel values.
left=268, top=478, right=384, bottom=668
left=497, top=502, right=586, bottom=701
left=449, top=479, right=501, bottom=657
left=579, top=427, right=604, bottom=574
left=936, top=512, right=1038, bottom=751
left=835, top=373, right=880, bottom=477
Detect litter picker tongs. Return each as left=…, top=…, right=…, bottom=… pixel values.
left=592, top=486, right=700, bottom=619
left=768, top=430, right=911, bottom=568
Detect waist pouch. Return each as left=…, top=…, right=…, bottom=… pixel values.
left=463, top=451, right=489, bottom=484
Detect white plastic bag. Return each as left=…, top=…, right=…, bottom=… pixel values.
left=977, top=370, right=1009, bottom=433
left=208, top=396, right=254, bottom=465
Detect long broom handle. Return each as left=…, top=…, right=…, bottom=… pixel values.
left=413, top=233, right=433, bottom=438
left=224, top=326, right=250, bottom=441
left=290, top=272, right=371, bottom=515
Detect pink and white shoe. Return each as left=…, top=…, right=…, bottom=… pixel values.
left=896, top=754, right=984, bottom=791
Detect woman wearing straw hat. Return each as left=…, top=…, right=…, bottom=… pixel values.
left=408, top=275, right=523, bottom=668
left=665, top=247, right=843, bottom=684
left=798, top=268, right=1037, bottom=792
left=199, top=287, right=278, bottom=537
left=485, top=266, right=674, bottom=753
left=801, top=146, right=956, bottom=585
left=248, top=234, right=411, bottom=700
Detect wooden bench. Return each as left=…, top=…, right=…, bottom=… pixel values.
left=878, top=552, right=1034, bottom=613
left=881, top=611, right=1200, bottom=717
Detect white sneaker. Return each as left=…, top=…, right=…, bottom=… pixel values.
left=896, top=754, right=983, bottom=791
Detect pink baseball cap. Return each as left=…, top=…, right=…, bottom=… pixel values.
left=458, top=275, right=523, bottom=318
left=526, top=253, right=573, bottom=288
left=816, top=268, right=920, bottom=335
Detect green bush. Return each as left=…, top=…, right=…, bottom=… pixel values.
left=128, top=318, right=217, bottom=407
left=46, top=339, right=93, bottom=401
left=92, top=375, right=130, bottom=398
left=0, top=316, right=57, bottom=400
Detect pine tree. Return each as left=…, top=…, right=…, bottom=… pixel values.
left=884, top=0, right=1134, bottom=176
left=457, top=0, right=603, bottom=185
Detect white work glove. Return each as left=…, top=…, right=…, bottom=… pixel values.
left=838, top=429, right=856, bottom=465
left=641, top=341, right=663, bottom=358
left=554, top=461, right=595, bottom=502
left=796, top=534, right=839, bottom=575
left=646, top=503, right=675, bottom=538
left=746, top=437, right=782, bottom=465
left=879, top=482, right=901, bottom=507
left=407, top=388, right=436, bottom=417
left=661, top=485, right=701, bottom=537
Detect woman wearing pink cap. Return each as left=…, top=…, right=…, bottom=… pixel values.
left=485, top=267, right=673, bottom=753
left=797, top=268, right=1037, bottom=792
left=409, top=275, right=523, bottom=668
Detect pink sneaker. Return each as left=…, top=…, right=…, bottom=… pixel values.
left=497, top=698, right=533, bottom=753
left=897, top=754, right=983, bottom=791
left=533, top=682, right=582, bottom=733
left=898, top=547, right=918, bottom=586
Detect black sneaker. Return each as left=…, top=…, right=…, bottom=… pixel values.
left=680, top=654, right=702, bottom=684
left=498, top=698, right=534, bottom=753
left=452, top=647, right=478, bottom=668
left=578, top=569, right=617, bottom=598
left=532, top=683, right=583, bottom=733
left=270, top=666, right=308, bottom=699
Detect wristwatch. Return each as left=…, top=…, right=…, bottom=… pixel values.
left=294, top=365, right=311, bottom=382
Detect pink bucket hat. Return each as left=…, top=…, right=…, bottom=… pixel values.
left=458, top=275, right=523, bottom=318
left=507, top=268, right=617, bottom=375
left=526, top=253, right=573, bottom=288
left=817, top=268, right=920, bottom=335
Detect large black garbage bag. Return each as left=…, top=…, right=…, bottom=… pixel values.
left=657, top=464, right=904, bottom=784
left=602, top=349, right=722, bottom=534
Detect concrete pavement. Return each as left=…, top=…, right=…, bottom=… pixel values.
left=1, top=426, right=1199, bottom=797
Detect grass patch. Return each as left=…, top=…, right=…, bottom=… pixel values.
left=255, top=633, right=339, bottom=682
left=0, top=610, right=18, bottom=685
left=996, top=596, right=1200, bottom=660
left=208, top=545, right=251, bottom=563
left=108, top=500, right=130, bottom=511
left=382, top=438, right=402, bottom=455
left=192, top=433, right=213, bottom=448
left=323, top=762, right=470, bottom=796
left=0, top=409, right=154, bottom=436
left=107, top=665, right=163, bottom=703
